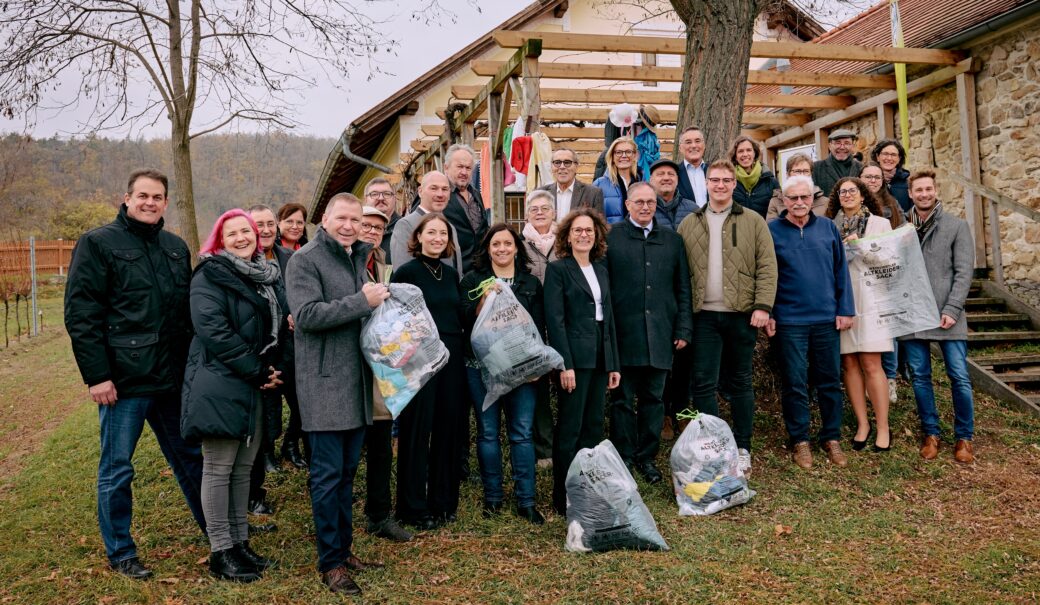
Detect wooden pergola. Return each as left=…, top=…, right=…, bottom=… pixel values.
left=398, top=29, right=989, bottom=267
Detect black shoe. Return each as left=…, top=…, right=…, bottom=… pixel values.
left=438, top=511, right=458, bottom=524
left=852, top=425, right=872, bottom=452
left=516, top=506, right=545, bottom=525
left=282, top=441, right=308, bottom=469
left=235, top=541, right=274, bottom=572
left=401, top=515, right=441, bottom=531
left=110, top=557, right=153, bottom=580
left=367, top=517, right=413, bottom=542
left=248, top=499, right=274, bottom=516
left=249, top=522, right=277, bottom=534
left=636, top=462, right=663, bottom=485
left=873, top=429, right=892, bottom=452
left=209, top=548, right=261, bottom=583
left=263, top=451, right=280, bottom=474
left=482, top=500, right=504, bottom=519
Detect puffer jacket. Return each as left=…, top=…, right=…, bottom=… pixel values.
left=676, top=202, right=778, bottom=314
left=593, top=175, right=627, bottom=225
left=733, top=167, right=779, bottom=218
left=180, top=255, right=285, bottom=441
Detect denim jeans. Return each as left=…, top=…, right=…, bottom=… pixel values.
left=466, top=367, right=537, bottom=508
left=97, top=394, right=206, bottom=564
left=881, top=344, right=897, bottom=380
left=902, top=339, right=975, bottom=440
left=773, top=322, right=844, bottom=444
left=308, top=427, right=366, bottom=573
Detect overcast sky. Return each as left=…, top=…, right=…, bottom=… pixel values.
left=0, top=0, right=874, bottom=140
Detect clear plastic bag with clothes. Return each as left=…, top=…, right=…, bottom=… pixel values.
left=670, top=413, right=755, bottom=516
left=564, top=440, right=669, bottom=553
left=361, top=283, right=449, bottom=418
left=470, top=280, right=563, bottom=410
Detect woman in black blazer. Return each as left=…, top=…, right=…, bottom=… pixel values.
left=542, top=207, right=620, bottom=515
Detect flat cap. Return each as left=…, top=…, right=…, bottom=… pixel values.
left=828, top=128, right=858, bottom=140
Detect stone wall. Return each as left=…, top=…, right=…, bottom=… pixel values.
left=772, top=17, right=1040, bottom=281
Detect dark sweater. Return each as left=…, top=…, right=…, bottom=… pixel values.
left=768, top=212, right=855, bottom=325
left=391, top=255, right=465, bottom=337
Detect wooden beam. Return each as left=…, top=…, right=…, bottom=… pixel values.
left=765, top=57, right=981, bottom=149
left=471, top=60, right=896, bottom=89
left=877, top=104, right=895, bottom=139
left=438, top=105, right=807, bottom=126
left=492, top=30, right=965, bottom=65
left=956, top=72, right=987, bottom=271
left=453, top=85, right=855, bottom=110
left=421, top=124, right=445, bottom=136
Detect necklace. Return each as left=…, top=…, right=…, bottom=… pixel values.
left=423, top=259, right=443, bottom=281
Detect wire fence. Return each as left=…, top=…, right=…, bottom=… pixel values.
left=0, top=238, right=58, bottom=347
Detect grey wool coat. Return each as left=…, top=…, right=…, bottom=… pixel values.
left=286, top=227, right=374, bottom=432
left=901, top=210, right=975, bottom=341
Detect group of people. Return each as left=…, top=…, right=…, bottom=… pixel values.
left=63, top=125, right=976, bottom=595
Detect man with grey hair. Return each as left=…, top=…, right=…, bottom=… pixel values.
left=442, top=143, right=487, bottom=273
left=389, top=171, right=463, bottom=277
left=767, top=174, right=855, bottom=470
left=537, top=148, right=604, bottom=217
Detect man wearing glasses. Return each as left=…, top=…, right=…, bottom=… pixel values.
left=766, top=175, right=854, bottom=470
left=537, top=149, right=604, bottom=218
left=677, top=160, right=777, bottom=476
left=363, top=177, right=400, bottom=262
left=812, top=129, right=863, bottom=199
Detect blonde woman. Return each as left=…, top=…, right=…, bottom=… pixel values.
left=592, top=136, right=640, bottom=224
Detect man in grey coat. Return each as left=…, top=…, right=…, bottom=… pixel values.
left=286, top=193, right=390, bottom=596
left=898, top=170, right=976, bottom=464
left=389, top=171, right=464, bottom=277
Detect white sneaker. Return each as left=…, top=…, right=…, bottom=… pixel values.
left=737, top=448, right=752, bottom=477
left=888, top=378, right=898, bottom=403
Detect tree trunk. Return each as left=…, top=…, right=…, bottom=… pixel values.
left=672, top=0, right=766, bottom=163
left=170, top=124, right=200, bottom=255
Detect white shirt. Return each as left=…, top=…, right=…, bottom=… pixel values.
left=684, top=160, right=708, bottom=207
left=628, top=216, right=652, bottom=238
left=579, top=263, right=604, bottom=321
left=555, top=181, right=574, bottom=217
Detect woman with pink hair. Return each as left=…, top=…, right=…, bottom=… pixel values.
left=181, top=209, right=288, bottom=582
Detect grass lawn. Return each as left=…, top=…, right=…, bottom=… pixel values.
left=0, top=301, right=1038, bottom=604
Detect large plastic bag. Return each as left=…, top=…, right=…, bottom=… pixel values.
left=361, top=283, right=449, bottom=418
left=470, top=280, right=563, bottom=410
left=564, top=440, right=669, bottom=553
left=670, top=413, right=755, bottom=516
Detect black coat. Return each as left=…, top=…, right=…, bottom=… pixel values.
left=606, top=220, right=693, bottom=370
left=443, top=184, right=488, bottom=273
left=64, top=205, right=193, bottom=396
left=271, top=245, right=295, bottom=368
left=733, top=168, right=779, bottom=219
left=460, top=266, right=545, bottom=358
left=542, top=257, right=619, bottom=372
left=180, top=255, right=286, bottom=441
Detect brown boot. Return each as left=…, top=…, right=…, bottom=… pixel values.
left=661, top=417, right=675, bottom=441
left=791, top=441, right=813, bottom=469
left=322, top=565, right=360, bottom=595
left=820, top=440, right=848, bottom=467
left=953, top=439, right=974, bottom=464
left=920, top=435, right=940, bottom=460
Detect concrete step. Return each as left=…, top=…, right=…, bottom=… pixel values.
left=970, top=353, right=1040, bottom=368
left=994, top=372, right=1040, bottom=384
left=967, top=331, right=1040, bottom=345
left=964, top=297, right=1007, bottom=309
left=966, top=312, right=1032, bottom=324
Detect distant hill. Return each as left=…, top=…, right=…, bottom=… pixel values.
left=0, top=132, right=336, bottom=241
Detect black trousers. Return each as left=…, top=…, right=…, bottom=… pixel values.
left=395, top=334, right=466, bottom=521
left=609, top=366, right=668, bottom=466
left=665, top=344, right=694, bottom=421
left=281, top=370, right=308, bottom=457
left=533, top=374, right=555, bottom=460
left=248, top=388, right=283, bottom=504
left=690, top=311, right=758, bottom=451
left=552, top=368, right=608, bottom=514
left=364, top=419, right=393, bottom=524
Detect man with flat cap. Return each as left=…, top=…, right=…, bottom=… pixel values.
left=812, top=129, right=863, bottom=198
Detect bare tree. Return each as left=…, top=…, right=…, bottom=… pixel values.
left=0, top=1, right=401, bottom=250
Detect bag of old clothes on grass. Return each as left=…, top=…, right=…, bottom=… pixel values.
left=564, top=440, right=669, bottom=553
left=470, top=278, right=563, bottom=410
left=361, top=283, right=449, bottom=418
left=670, top=412, right=754, bottom=516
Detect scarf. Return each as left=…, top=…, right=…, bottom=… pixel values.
left=910, top=200, right=943, bottom=243
left=523, top=221, right=556, bottom=257
left=834, top=206, right=872, bottom=239
left=735, top=162, right=762, bottom=194
left=216, top=249, right=282, bottom=355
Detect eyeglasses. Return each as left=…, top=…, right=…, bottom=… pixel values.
left=551, top=160, right=576, bottom=167
left=785, top=194, right=812, bottom=202
left=707, top=177, right=735, bottom=185
left=360, top=223, right=385, bottom=233
left=570, top=227, right=595, bottom=235
left=366, top=191, right=394, bottom=199
left=789, top=168, right=812, bottom=176
left=628, top=200, right=656, bottom=207
left=838, top=188, right=860, bottom=197
left=831, top=139, right=854, bottom=147
left=528, top=205, right=553, bottom=214
left=877, top=151, right=900, bottom=159
left=861, top=174, right=883, bottom=181
left=613, top=149, right=635, bottom=157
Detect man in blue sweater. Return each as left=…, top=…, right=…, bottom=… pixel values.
left=766, top=175, right=855, bottom=469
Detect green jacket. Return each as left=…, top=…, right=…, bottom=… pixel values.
left=676, top=201, right=778, bottom=314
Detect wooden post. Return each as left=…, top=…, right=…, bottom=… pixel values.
left=877, top=103, right=895, bottom=140
left=989, top=199, right=1004, bottom=286
left=814, top=128, right=829, bottom=160
left=522, top=47, right=541, bottom=135
left=956, top=72, right=987, bottom=270
left=461, top=123, right=475, bottom=146
left=488, top=83, right=513, bottom=223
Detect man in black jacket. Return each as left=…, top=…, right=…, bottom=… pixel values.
left=362, top=177, right=400, bottom=262
left=64, top=169, right=205, bottom=580
left=606, top=181, right=693, bottom=483
left=442, top=143, right=488, bottom=273
left=812, top=129, right=863, bottom=198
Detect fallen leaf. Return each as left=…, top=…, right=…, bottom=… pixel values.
left=158, top=577, right=180, bottom=584
left=78, top=536, right=88, bottom=546
left=430, top=574, right=450, bottom=585
left=98, top=597, right=117, bottom=605
left=196, top=556, right=209, bottom=566
left=774, top=524, right=793, bottom=537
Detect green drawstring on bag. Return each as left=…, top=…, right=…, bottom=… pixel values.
left=675, top=408, right=701, bottom=422
left=467, top=276, right=498, bottom=301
